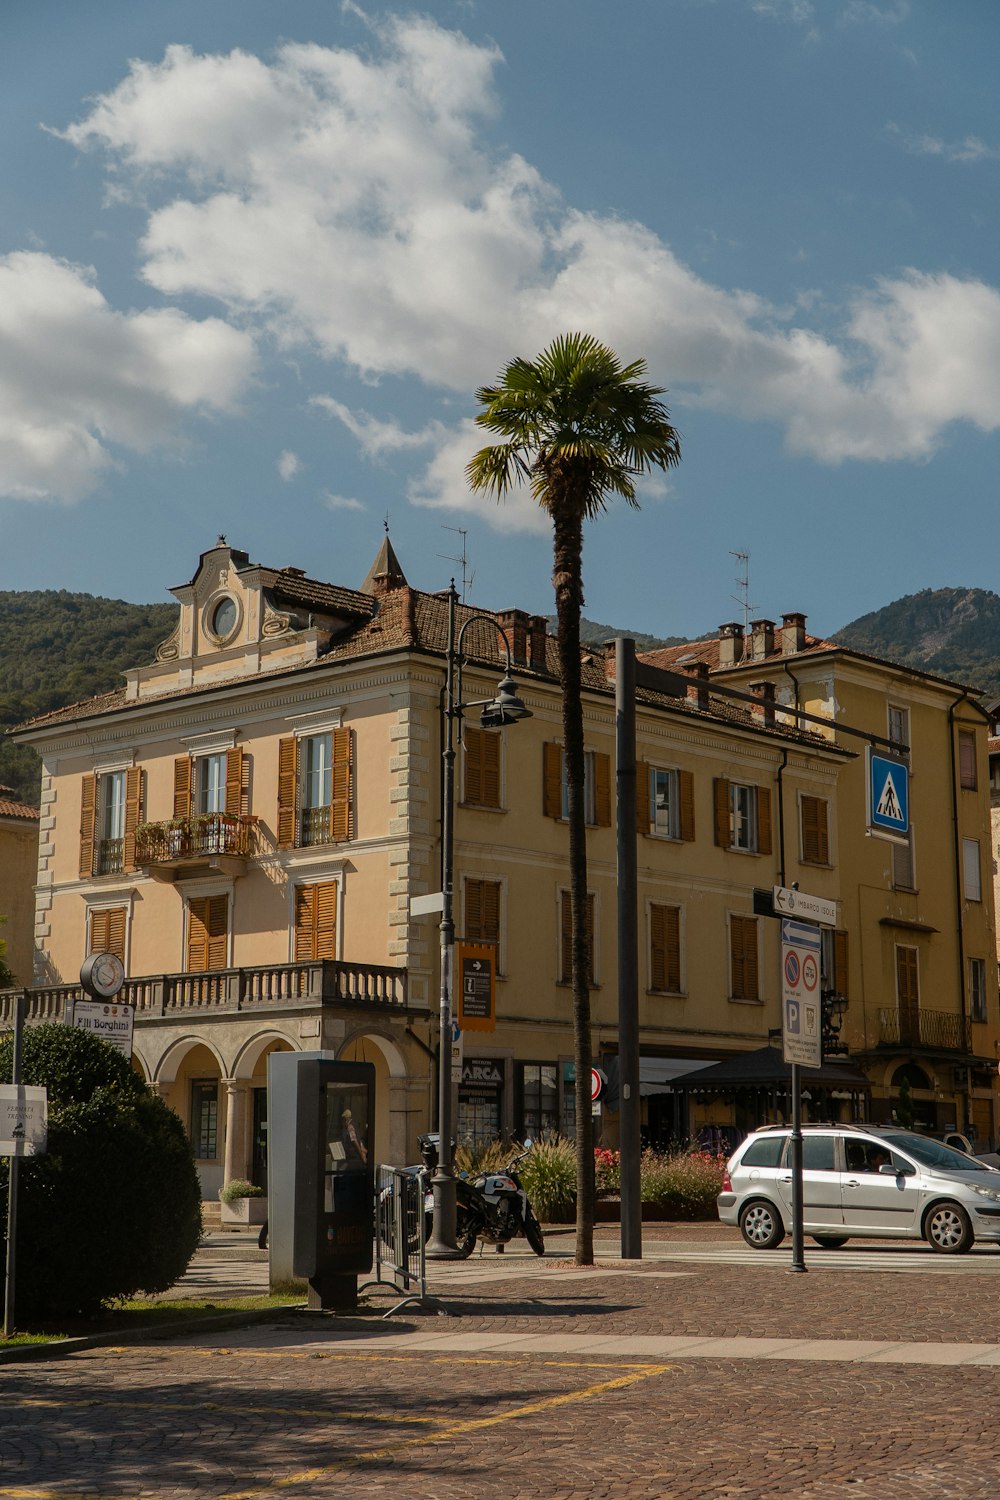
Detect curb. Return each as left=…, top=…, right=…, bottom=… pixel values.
left=0, top=1302, right=305, bottom=1365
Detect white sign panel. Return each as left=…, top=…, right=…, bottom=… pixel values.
left=0, top=1085, right=48, bottom=1157
left=72, top=999, right=135, bottom=1059
left=781, top=918, right=822, bottom=1069
left=450, top=1019, right=464, bottom=1083
left=772, top=885, right=838, bottom=928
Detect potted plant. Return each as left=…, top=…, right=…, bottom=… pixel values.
left=219, top=1178, right=267, bottom=1228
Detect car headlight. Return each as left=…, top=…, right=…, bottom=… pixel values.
left=972, top=1185, right=1000, bottom=1203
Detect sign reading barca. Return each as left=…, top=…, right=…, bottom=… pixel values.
left=867, top=748, right=909, bottom=843
left=457, top=941, right=496, bottom=1032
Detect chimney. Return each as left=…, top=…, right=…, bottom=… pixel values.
left=528, top=615, right=548, bottom=672
left=687, top=662, right=710, bottom=712
left=496, top=609, right=529, bottom=667
left=781, top=612, right=807, bottom=656
left=718, top=622, right=744, bottom=668
left=749, top=619, right=775, bottom=661
left=751, top=681, right=777, bottom=728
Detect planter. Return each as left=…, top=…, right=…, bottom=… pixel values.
left=220, top=1195, right=268, bottom=1228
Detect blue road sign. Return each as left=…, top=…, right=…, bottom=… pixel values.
left=869, top=749, right=909, bottom=838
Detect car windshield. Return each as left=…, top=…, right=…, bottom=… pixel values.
left=881, top=1133, right=985, bottom=1171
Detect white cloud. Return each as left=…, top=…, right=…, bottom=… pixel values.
left=886, top=123, right=1000, bottom=164
left=324, top=491, right=366, bottom=511
left=0, top=251, right=256, bottom=501
left=839, top=1, right=909, bottom=25
left=277, top=449, right=301, bottom=481
left=50, top=18, right=1000, bottom=518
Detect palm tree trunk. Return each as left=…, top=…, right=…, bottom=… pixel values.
left=552, top=502, right=594, bottom=1266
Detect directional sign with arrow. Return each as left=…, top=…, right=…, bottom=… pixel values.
left=457, top=941, right=496, bottom=1032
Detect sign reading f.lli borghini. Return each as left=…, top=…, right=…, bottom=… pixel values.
left=457, top=941, right=496, bottom=1032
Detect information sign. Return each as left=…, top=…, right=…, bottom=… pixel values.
left=868, top=748, right=909, bottom=842
left=457, top=942, right=496, bottom=1032
left=781, top=918, right=822, bottom=1068
left=772, top=885, right=837, bottom=928
left=0, top=1085, right=47, bottom=1157
left=72, top=999, right=135, bottom=1059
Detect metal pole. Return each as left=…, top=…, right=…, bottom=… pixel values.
left=4, top=991, right=26, bottom=1337
left=789, top=1061, right=806, bottom=1273
left=616, top=639, right=642, bottom=1260
left=427, top=585, right=462, bottom=1258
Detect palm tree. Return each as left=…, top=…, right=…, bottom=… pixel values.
left=467, top=332, right=682, bottom=1264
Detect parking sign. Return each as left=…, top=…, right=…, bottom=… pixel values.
left=781, top=918, right=821, bottom=1068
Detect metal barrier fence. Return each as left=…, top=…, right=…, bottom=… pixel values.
left=361, top=1165, right=440, bottom=1317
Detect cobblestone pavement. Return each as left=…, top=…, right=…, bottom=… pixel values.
left=4, top=1229, right=1000, bottom=1499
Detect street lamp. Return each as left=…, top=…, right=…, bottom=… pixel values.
left=426, top=582, right=532, bottom=1259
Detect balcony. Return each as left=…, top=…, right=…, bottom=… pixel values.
left=0, top=958, right=416, bottom=1027
left=868, top=1006, right=972, bottom=1055
left=135, top=813, right=258, bottom=882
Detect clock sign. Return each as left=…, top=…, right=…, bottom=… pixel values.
left=80, top=950, right=126, bottom=1000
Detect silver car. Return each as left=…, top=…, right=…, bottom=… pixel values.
left=717, top=1124, right=1000, bottom=1254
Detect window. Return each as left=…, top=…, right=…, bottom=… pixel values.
left=729, top=915, right=759, bottom=1002
left=970, top=958, right=987, bottom=1023
left=896, top=946, right=920, bottom=1045
left=821, top=927, right=849, bottom=1002
left=294, top=882, right=337, bottom=961
left=800, top=795, right=830, bottom=865
left=888, top=704, right=910, bottom=756
left=959, top=730, right=977, bottom=791
left=174, top=748, right=244, bottom=820
left=560, top=889, right=595, bottom=985
left=464, top=878, right=501, bottom=946
left=963, top=837, right=982, bottom=902
left=88, top=906, right=126, bottom=965
left=740, top=1135, right=785, bottom=1168
left=463, top=727, right=502, bottom=809
left=186, top=894, right=229, bottom=972
left=892, top=830, right=916, bottom=891
left=79, top=769, right=142, bottom=877
left=638, top=764, right=695, bottom=841
left=518, top=1063, right=558, bottom=1139
left=799, top=1136, right=836, bottom=1172
left=714, top=779, right=772, bottom=855
left=191, top=1080, right=219, bottom=1159
left=277, top=730, right=352, bottom=849
left=543, top=744, right=611, bottom=827
left=649, top=903, right=681, bottom=993
left=196, top=753, right=226, bottom=815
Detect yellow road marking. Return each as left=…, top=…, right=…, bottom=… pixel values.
left=7, top=1396, right=435, bottom=1426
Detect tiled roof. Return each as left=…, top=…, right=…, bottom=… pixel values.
left=265, top=568, right=376, bottom=619
left=0, top=786, right=39, bottom=820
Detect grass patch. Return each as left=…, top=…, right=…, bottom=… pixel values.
left=1, top=1291, right=302, bottom=1345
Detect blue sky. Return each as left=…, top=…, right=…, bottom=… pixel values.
left=2, top=0, right=999, bottom=640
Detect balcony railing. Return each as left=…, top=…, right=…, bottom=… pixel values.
left=97, top=837, right=124, bottom=875
left=0, top=958, right=413, bottom=1027
left=871, top=1006, right=971, bottom=1054
left=135, top=813, right=258, bottom=866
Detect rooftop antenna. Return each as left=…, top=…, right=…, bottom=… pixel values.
left=438, top=526, right=476, bottom=603
left=730, top=549, right=756, bottom=659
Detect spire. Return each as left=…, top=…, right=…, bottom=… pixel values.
left=361, top=532, right=408, bottom=594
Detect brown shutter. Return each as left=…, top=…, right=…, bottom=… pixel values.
left=277, top=737, right=298, bottom=849
left=730, top=915, right=759, bottom=1001
left=465, top=728, right=484, bottom=806
left=90, top=906, right=126, bottom=963
left=122, top=767, right=142, bottom=871
left=593, top=752, right=612, bottom=827
left=295, top=882, right=337, bottom=961
left=636, top=762, right=650, bottom=834
left=543, top=743, right=563, bottom=819
left=834, top=929, right=849, bottom=1001
left=679, top=770, right=695, bottom=842
left=757, top=786, right=772, bottom=855
left=650, top=904, right=680, bottom=993
left=173, top=756, right=192, bottom=819
left=79, top=773, right=97, bottom=878
left=225, top=747, right=244, bottom=817
left=466, top=879, right=500, bottom=943
left=187, top=894, right=228, bottom=972
left=801, top=795, right=828, bottom=864
left=959, top=730, right=977, bottom=789
left=331, top=727, right=352, bottom=841
left=714, top=778, right=730, bottom=848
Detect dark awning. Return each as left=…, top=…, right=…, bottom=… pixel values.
left=671, top=1044, right=871, bottom=1092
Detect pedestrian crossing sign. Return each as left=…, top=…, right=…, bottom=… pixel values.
left=868, top=748, right=909, bottom=841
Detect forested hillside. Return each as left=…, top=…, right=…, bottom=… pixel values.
left=0, top=593, right=177, bottom=805
left=834, top=588, right=1000, bottom=700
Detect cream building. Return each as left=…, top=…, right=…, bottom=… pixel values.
left=12, top=538, right=859, bottom=1196
left=0, top=785, right=40, bottom=985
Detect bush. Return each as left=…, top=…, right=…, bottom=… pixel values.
left=517, top=1137, right=577, bottom=1221
left=0, top=1025, right=202, bottom=1325
left=594, top=1147, right=621, bottom=1195
left=638, top=1148, right=726, bottom=1219
left=219, top=1178, right=264, bottom=1204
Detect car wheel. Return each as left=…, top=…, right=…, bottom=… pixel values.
left=925, top=1201, right=974, bottom=1254
left=811, top=1236, right=849, bottom=1249
left=739, top=1199, right=785, bottom=1250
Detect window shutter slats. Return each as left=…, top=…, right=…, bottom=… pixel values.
left=679, top=770, right=695, bottom=842
left=90, top=906, right=126, bottom=963
left=187, top=895, right=229, bottom=972
left=834, top=929, right=849, bottom=1000
left=465, top=729, right=484, bottom=806
left=173, top=757, right=192, bottom=820
left=757, top=787, right=772, bottom=855
left=593, top=752, right=612, bottom=827
left=959, top=730, right=977, bottom=789
left=123, top=767, right=142, bottom=871
left=331, top=728, right=352, bottom=841
left=714, top=778, right=730, bottom=848
left=295, top=882, right=337, bottom=961
left=543, top=743, right=563, bottom=819
left=730, top=915, right=759, bottom=1001
left=636, top=762, right=650, bottom=834
left=225, top=747, right=244, bottom=817
left=79, top=774, right=97, bottom=878
left=650, top=904, right=680, bottom=993
left=277, top=737, right=298, bottom=849
left=465, top=879, right=500, bottom=943
left=801, top=795, right=828, bottom=865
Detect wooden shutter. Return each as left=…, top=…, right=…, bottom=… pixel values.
left=225, top=747, right=244, bottom=817
left=465, top=728, right=501, bottom=809
left=833, top=929, right=849, bottom=1001
left=187, top=895, right=229, bottom=972
left=650, top=904, right=681, bottom=993
left=543, top=743, right=563, bottom=819
left=79, top=773, right=97, bottom=878
left=593, top=752, right=612, bottom=827
left=90, top=906, right=126, bottom=964
left=560, top=890, right=594, bottom=984
left=331, top=727, right=352, bottom=841
left=636, top=762, right=650, bottom=834
left=679, top=770, right=695, bottom=842
left=959, top=730, right=977, bottom=790
left=730, top=915, right=759, bottom=1001
left=466, top=879, right=501, bottom=943
left=713, top=778, right=731, bottom=848
left=757, top=787, right=772, bottom=855
left=277, top=737, right=298, bottom=849
left=173, top=756, right=192, bottom=819
left=294, top=882, right=337, bottom=961
left=122, top=767, right=143, bottom=871
left=801, top=795, right=829, bottom=865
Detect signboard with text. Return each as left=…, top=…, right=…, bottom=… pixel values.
left=781, top=918, right=822, bottom=1069
left=457, top=941, right=496, bottom=1032
left=71, top=999, right=135, bottom=1059
left=0, top=1085, right=47, bottom=1157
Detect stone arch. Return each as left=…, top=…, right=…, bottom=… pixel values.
left=339, top=1026, right=423, bottom=1165
left=156, top=1034, right=228, bottom=1087
left=131, top=1047, right=152, bottom=1085
left=231, top=1030, right=297, bottom=1082
left=892, top=1062, right=932, bottom=1091
left=154, top=1035, right=228, bottom=1200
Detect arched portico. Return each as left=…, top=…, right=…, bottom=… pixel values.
left=339, top=1026, right=429, bottom=1164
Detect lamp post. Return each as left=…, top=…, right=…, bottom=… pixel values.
left=426, top=583, right=532, bottom=1259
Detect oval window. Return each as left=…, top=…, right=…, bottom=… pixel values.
left=211, top=596, right=238, bottom=640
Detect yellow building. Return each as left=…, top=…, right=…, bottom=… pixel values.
left=644, top=614, right=1000, bottom=1146
left=0, top=785, right=40, bottom=985
left=12, top=539, right=857, bottom=1195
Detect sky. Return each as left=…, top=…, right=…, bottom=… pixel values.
left=2, top=0, right=999, bottom=641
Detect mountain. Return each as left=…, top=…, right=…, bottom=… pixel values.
left=833, top=588, right=1000, bottom=701
left=0, top=592, right=177, bottom=805
left=548, top=616, right=687, bottom=653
